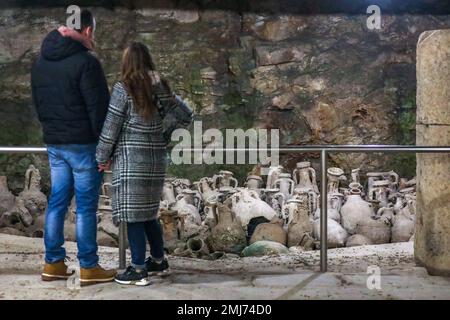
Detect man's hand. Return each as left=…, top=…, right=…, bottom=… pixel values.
left=98, top=160, right=112, bottom=172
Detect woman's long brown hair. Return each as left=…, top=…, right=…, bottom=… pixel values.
left=121, top=42, right=156, bottom=120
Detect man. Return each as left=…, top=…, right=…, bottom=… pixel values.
left=31, top=9, right=116, bottom=286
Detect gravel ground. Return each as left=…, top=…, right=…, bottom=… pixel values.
left=0, top=234, right=449, bottom=300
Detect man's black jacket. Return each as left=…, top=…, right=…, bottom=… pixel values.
left=31, top=30, right=110, bottom=145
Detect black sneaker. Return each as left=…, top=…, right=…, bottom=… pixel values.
left=145, top=257, right=170, bottom=276
left=114, top=266, right=150, bottom=286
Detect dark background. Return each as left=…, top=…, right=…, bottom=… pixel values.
left=1, top=0, right=450, bottom=14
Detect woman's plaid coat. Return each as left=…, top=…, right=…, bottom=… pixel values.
left=96, top=80, right=171, bottom=223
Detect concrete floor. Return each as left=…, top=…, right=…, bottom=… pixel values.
left=0, top=234, right=449, bottom=300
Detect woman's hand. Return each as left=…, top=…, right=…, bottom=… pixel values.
left=98, top=160, right=112, bottom=172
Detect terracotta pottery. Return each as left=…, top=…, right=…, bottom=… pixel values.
left=262, top=188, right=285, bottom=218
left=355, top=217, right=391, bottom=244
left=207, top=203, right=246, bottom=254
left=186, top=238, right=210, bottom=258
left=162, top=179, right=177, bottom=205
left=159, top=208, right=181, bottom=249
left=227, top=189, right=277, bottom=231
left=293, top=161, right=319, bottom=193
left=391, top=202, right=415, bottom=242
left=244, top=175, right=263, bottom=191
left=241, top=240, right=289, bottom=257
left=249, top=218, right=287, bottom=245
left=0, top=176, right=15, bottom=213
left=313, top=218, right=348, bottom=248
left=285, top=198, right=313, bottom=247
left=340, top=188, right=374, bottom=234
left=172, top=190, right=202, bottom=240
left=346, top=234, right=373, bottom=247
left=350, top=168, right=361, bottom=184
left=327, top=167, right=345, bottom=195
left=370, top=180, right=391, bottom=208
left=266, top=165, right=283, bottom=189
left=212, top=170, right=238, bottom=189
left=198, top=177, right=219, bottom=202
left=314, top=192, right=343, bottom=222
left=274, top=173, right=295, bottom=201
left=17, top=165, right=47, bottom=215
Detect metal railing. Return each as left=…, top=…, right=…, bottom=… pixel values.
left=1, top=145, right=450, bottom=272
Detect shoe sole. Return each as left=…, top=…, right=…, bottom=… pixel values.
left=79, top=276, right=116, bottom=287
left=148, top=268, right=171, bottom=277
left=41, top=273, right=72, bottom=281
left=114, top=278, right=150, bottom=286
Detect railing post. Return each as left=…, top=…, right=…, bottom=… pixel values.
left=320, top=149, right=328, bottom=272
left=118, top=221, right=126, bottom=269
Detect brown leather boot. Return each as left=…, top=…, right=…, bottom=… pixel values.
left=80, top=265, right=116, bottom=286
left=41, top=260, right=74, bottom=281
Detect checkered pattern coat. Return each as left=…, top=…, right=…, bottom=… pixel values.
left=96, top=81, right=170, bottom=223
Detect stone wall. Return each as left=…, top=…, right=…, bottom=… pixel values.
left=1, top=5, right=450, bottom=191
left=415, top=29, right=450, bottom=276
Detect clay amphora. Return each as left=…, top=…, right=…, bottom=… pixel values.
left=249, top=217, right=287, bottom=245
left=175, top=189, right=202, bottom=211
left=314, top=192, right=343, bottom=222
left=207, top=203, right=246, bottom=254
left=244, top=175, right=263, bottom=191
left=212, top=170, right=238, bottom=190
left=266, top=165, right=283, bottom=189
left=18, top=165, right=47, bottom=214
left=172, top=178, right=191, bottom=195
left=292, top=189, right=318, bottom=217
left=285, top=198, right=313, bottom=247
left=293, top=161, right=319, bottom=193
left=173, top=190, right=202, bottom=240
left=98, top=195, right=113, bottom=214
left=313, top=218, right=348, bottom=248
left=327, top=167, right=345, bottom=195
left=162, top=179, right=177, bottom=205
left=186, top=238, right=210, bottom=258
left=346, top=234, right=372, bottom=247
left=351, top=168, right=361, bottom=184
left=0, top=176, right=15, bottom=213
left=227, top=189, right=277, bottom=230
left=242, top=240, right=289, bottom=257
left=391, top=200, right=415, bottom=242
left=198, top=177, right=218, bottom=202
left=274, top=173, right=295, bottom=201
left=203, top=196, right=219, bottom=228
left=340, top=188, right=374, bottom=234
left=159, top=208, right=180, bottom=242
left=262, top=188, right=286, bottom=218
left=355, top=217, right=391, bottom=244
left=370, top=180, right=391, bottom=208
left=377, top=205, right=395, bottom=225
left=367, top=171, right=399, bottom=199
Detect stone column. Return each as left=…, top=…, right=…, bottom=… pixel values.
left=415, top=30, right=450, bottom=276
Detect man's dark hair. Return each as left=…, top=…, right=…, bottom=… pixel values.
left=75, top=9, right=95, bottom=33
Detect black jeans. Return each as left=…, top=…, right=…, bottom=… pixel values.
left=127, top=219, right=165, bottom=268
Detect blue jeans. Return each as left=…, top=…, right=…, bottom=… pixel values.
left=127, top=220, right=165, bottom=268
left=45, top=144, right=102, bottom=268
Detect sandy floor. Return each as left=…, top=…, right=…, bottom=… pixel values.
left=0, top=234, right=449, bottom=300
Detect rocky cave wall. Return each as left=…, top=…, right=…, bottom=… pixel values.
left=1, top=5, right=450, bottom=193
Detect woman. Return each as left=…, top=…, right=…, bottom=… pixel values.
left=96, top=42, right=172, bottom=286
